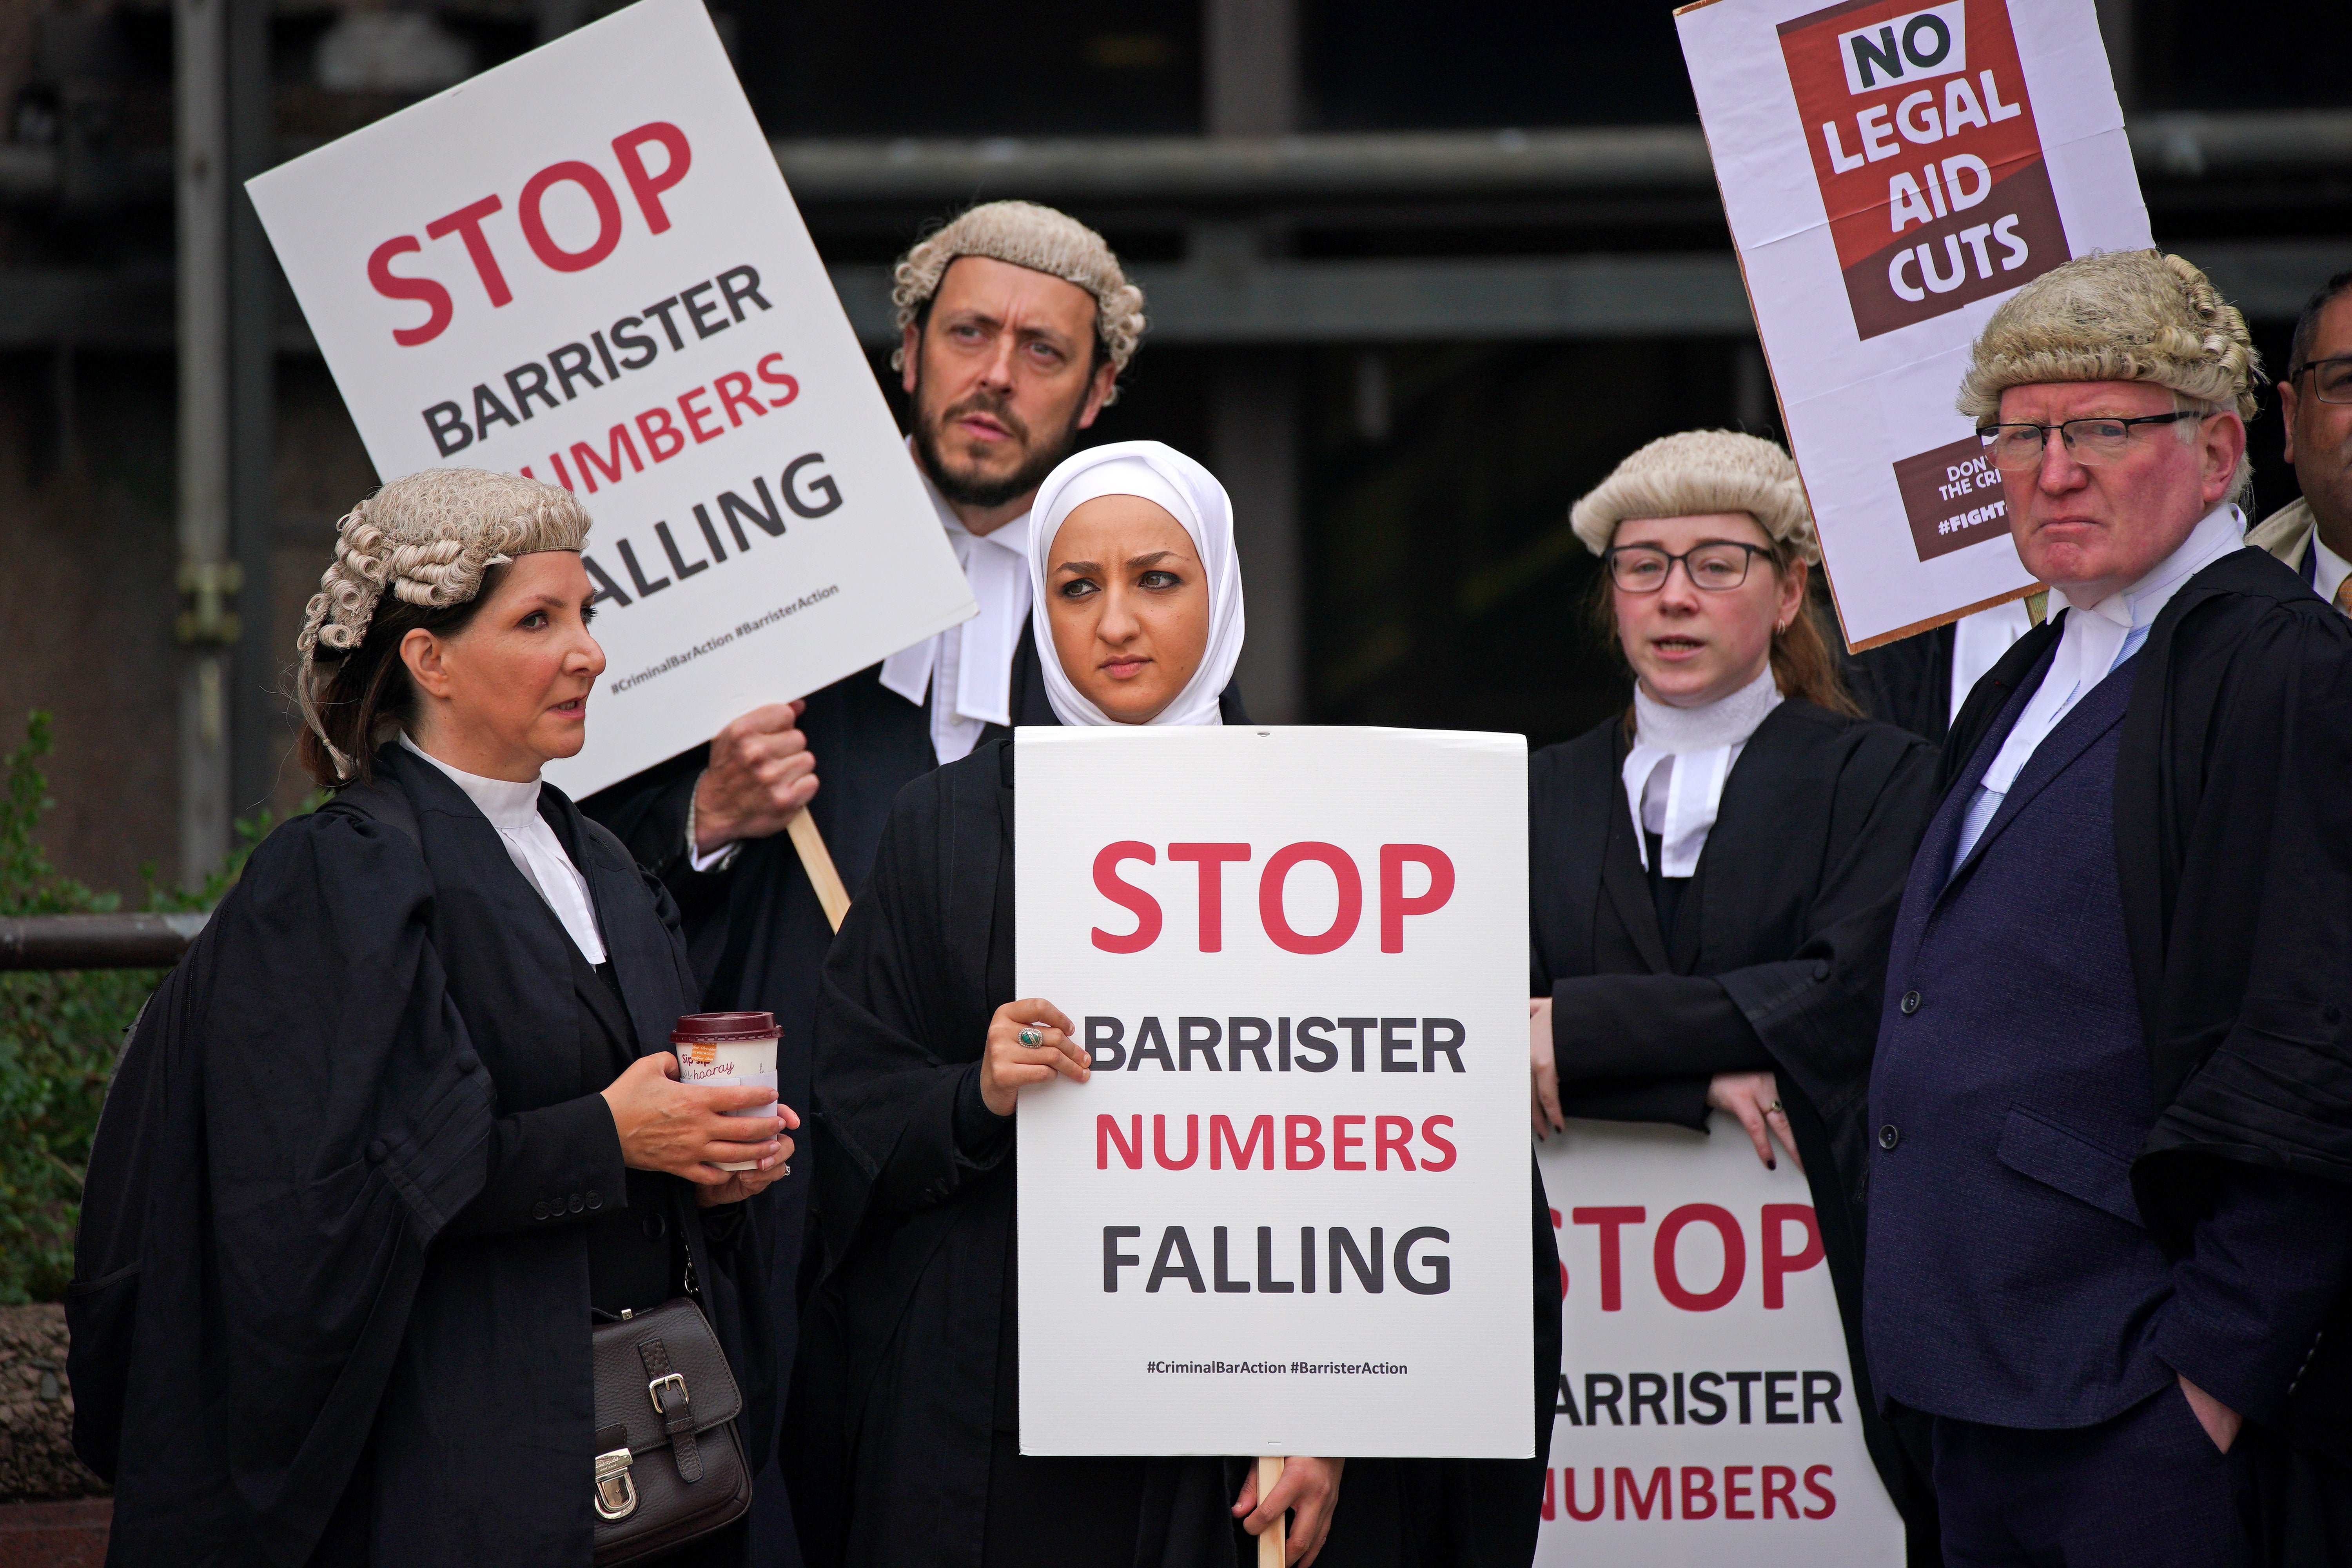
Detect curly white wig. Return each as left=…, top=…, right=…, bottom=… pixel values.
left=1956, top=250, right=2262, bottom=425
left=1570, top=430, right=1820, bottom=564
left=890, top=200, right=1147, bottom=402
left=296, top=467, right=589, bottom=759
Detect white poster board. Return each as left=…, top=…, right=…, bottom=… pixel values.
left=1677, top=0, right=2150, bottom=649
left=1534, top=1117, right=1904, bottom=1564
left=247, top=0, right=974, bottom=795
left=1014, top=726, right=1530, bottom=1459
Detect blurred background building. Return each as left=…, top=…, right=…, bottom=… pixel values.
left=0, top=0, right=2345, bottom=896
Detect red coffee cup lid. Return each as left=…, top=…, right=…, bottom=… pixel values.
left=672, top=1011, right=779, bottom=1044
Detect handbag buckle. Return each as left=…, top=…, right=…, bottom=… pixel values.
left=648, top=1372, right=690, bottom=1418
left=594, top=1447, right=638, bottom=1521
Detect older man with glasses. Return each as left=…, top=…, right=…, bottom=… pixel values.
left=2249, top=266, right=2352, bottom=615
left=1861, top=251, right=2352, bottom=1566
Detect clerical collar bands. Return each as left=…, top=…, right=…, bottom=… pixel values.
left=396, top=734, right=608, bottom=964
left=1620, top=667, right=1784, bottom=877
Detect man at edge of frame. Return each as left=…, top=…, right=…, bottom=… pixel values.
left=1862, top=249, right=2352, bottom=1566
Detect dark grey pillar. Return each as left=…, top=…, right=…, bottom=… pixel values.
left=228, top=0, right=278, bottom=822
left=1210, top=353, right=1304, bottom=722
left=1203, top=0, right=1306, bottom=721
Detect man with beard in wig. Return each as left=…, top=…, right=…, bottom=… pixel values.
left=583, top=200, right=1147, bottom=1555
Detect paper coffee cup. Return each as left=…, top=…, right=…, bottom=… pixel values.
left=672, top=1011, right=782, bottom=1171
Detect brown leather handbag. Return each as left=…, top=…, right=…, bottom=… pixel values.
left=590, top=1297, right=752, bottom=1564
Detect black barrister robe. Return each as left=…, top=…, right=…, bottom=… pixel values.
left=1938, top=548, right=2352, bottom=1566
left=581, top=628, right=1089, bottom=1420
left=1840, top=621, right=1958, bottom=743
left=1530, top=698, right=1942, bottom=1559
left=791, top=728, right=1563, bottom=1568
left=581, top=631, right=1242, bottom=1481
left=70, top=744, right=769, bottom=1568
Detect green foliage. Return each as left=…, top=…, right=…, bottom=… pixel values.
left=0, top=713, right=294, bottom=1302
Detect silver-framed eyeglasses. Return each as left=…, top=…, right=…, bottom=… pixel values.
left=1975, top=410, right=2204, bottom=472
left=1603, top=541, right=1769, bottom=593
left=2298, top=356, right=2352, bottom=406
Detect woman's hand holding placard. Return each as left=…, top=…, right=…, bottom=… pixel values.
left=980, top=999, right=1090, bottom=1116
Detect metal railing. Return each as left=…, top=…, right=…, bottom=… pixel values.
left=0, top=913, right=208, bottom=971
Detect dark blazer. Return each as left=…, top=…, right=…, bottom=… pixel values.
left=1865, top=648, right=2179, bottom=1427
left=1842, top=622, right=1958, bottom=743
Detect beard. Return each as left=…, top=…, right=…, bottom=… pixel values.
left=910, top=377, right=1088, bottom=511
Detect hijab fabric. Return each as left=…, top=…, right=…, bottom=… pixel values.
left=1025, top=440, right=1246, bottom=729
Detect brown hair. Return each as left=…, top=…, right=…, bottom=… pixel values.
left=1591, top=527, right=1859, bottom=728
left=295, top=568, right=505, bottom=789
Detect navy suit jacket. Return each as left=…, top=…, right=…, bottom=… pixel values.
left=1866, top=628, right=2352, bottom=1431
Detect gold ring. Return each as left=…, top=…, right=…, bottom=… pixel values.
left=1767, top=1100, right=1785, bottom=1114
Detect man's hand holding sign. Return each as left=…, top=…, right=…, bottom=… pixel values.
left=247, top=0, right=977, bottom=836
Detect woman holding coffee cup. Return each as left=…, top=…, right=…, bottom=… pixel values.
left=791, top=442, right=1559, bottom=1568
left=73, top=470, right=789, bottom=1567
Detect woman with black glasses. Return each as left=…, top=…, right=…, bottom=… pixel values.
left=1526, top=430, right=1942, bottom=1559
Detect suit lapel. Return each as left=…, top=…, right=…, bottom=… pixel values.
left=545, top=787, right=677, bottom=1057
left=1883, top=644, right=2050, bottom=979
left=1940, top=657, right=2135, bottom=900
left=381, top=745, right=579, bottom=1103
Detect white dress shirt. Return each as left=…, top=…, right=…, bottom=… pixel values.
left=878, top=454, right=1035, bottom=766
left=1953, top=502, right=2246, bottom=865
left=401, top=733, right=606, bottom=964
left=1621, top=666, right=1784, bottom=877
left=2313, top=531, right=2352, bottom=610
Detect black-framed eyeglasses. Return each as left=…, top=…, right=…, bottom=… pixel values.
left=1603, top=541, right=1770, bottom=593
left=2297, top=356, right=2352, bottom=406
left=1975, top=410, right=2205, bottom=472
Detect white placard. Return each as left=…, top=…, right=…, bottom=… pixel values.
left=1534, top=1116, right=1904, bottom=1564
left=1677, top=0, right=2150, bottom=649
left=247, top=0, right=974, bottom=795
left=1014, top=726, right=1530, bottom=1458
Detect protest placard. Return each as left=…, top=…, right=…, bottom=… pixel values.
left=1014, top=726, right=1531, bottom=1459
left=247, top=0, right=974, bottom=797
left=1677, top=0, right=2151, bottom=648
left=1534, top=1116, right=1904, bottom=1565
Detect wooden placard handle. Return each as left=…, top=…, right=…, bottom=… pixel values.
left=1256, top=1455, right=1286, bottom=1566
left=786, top=809, right=850, bottom=933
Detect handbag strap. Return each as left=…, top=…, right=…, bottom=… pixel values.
left=638, top=1335, right=702, bottom=1484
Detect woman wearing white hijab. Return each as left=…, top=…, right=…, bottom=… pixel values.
left=793, top=443, right=1351, bottom=1567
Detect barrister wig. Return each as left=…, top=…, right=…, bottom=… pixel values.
left=889, top=200, right=1147, bottom=401
left=1569, top=429, right=1821, bottom=565
left=1575, top=430, right=1855, bottom=718
left=295, top=468, right=589, bottom=786
left=1956, top=250, right=2263, bottom=425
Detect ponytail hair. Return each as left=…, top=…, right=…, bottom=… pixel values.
left=1769, top=551, right=1860, bottom=717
